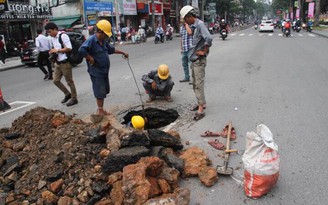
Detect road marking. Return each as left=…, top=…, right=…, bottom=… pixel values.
left=268, top=34, right=273, bottom=36
left=308, top=34, right=316, bottom=37
left=239, top=33, right=245, bottom=36
left=248, top=34, right=253, bottom=36
left=230, top=33, right=236, bottom=36
left=278, top=34, right=283, bottom=36
left=298, top=33, right=303, bottom=36
left=0, top=101, right=36, bottom=116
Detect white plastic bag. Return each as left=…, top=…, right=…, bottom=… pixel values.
left=242, top=124, right=280, bottom=199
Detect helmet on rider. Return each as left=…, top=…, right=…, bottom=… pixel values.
left=96, top=20, right=112, bottom=37
left=157, top=64, right=170, bottom=80
left=168, top=24, right=171, bottom=27
left=131, top=115, right=145, bottom=130
left=180, top=5, right=194, bottom=19
left=139, top=25, right=141, bottom=28
left=221, top=19, right=225, bottom=23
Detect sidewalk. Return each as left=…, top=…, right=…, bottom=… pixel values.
left=0, top=56, right=24, bottom=72
left=312, top=28, right=328, bottom=38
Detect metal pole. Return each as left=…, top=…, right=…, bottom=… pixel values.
left=114, top=0, right=120, bottom=31
left=151, top=0, right=155, bottom=35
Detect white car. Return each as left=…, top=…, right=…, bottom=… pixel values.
left=259, top=20, right=274, bottom=32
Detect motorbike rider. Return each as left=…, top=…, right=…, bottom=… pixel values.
left=284, top=19, right=291, bottom=35
left=219, top=19, right=229, bottom=35
left=307, top=19, right=313, bottom=31
left=296, top=19, right=301, bottom=27
left=166, top=24, right=173, bottom=39
left=155, top=24, right=164, bottom=41
left=137, top=25, right=145, bottom=40
left=281, top=19, right=286, bottom=32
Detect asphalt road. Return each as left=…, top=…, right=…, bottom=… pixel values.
left=1, top=28, right=328, bottom=204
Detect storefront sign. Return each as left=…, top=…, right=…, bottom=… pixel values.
left=0, top=2, right=52, bottom=19
left=0, top=0, right=9, bottom=12
left=87, top=14, right=96, bottom=25
left=123, top=0, right=137, bottom=15
left=84, top=1, right=113, bottom=12
left=148, top=1, right=163, bottom=15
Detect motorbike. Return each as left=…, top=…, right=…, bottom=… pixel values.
left=254, top=24, right=258, bottom=30
left=154, top=33, right=164, bottom=44
left=208, top=26, right=214, bottom=34
left=306, top=26, right=312, bottom=32
left=165, top=31, right=173, bottom=41
left=284, top=28, right=291, bottom=37
left=220, top=29, right=228, bottom=40
left=135, top=34, right=147, bottom=44
left=295, top=26, right=301, bottom=32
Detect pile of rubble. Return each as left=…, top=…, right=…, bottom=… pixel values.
left=0, top=107, right=219, bottom=205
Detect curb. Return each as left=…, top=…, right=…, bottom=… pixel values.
left=0, top=64, right=25, bottom=72
left=312, top=31, right=328, bottom=38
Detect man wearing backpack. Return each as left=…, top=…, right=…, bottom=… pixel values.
left=45, top=22, right=78, bottom=107
left=78, top=20, right=129, bottom=115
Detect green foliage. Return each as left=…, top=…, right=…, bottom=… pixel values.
left=271, top=0, right=289, bottom=14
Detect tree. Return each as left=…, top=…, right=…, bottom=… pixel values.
left=314, top=0, right=321, bottom=26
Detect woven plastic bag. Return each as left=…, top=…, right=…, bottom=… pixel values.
left=242, top=124, right=280, bottom=199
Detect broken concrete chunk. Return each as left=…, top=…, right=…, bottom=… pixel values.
left=163, top=154, right=184, bottom=173
left=147, top=129, right=183, bottom=150
left=120, top=131, right=150, bottom=148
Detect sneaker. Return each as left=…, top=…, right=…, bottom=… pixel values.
left=44, top=74, right=49, bottom=80
left=66, top=99, right=78, bottom=107
left=179, top=79, right=190, bottom=83
left=61, top=94, right=71, bottom=103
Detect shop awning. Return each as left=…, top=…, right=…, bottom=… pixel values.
left=50, top=15, right=81, bottom=29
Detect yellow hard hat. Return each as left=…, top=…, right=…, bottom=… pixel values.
left=96, top=20, right=112, bottom=37
left=157, top=64, right=169, bottom=80
left=131, top=115, right=145, bottom=130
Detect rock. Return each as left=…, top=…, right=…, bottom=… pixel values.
left=148, top=129, right=183, bottom=150
left=3, top=163, right=20, bottom=177
left=12, top=141, right=26, bottom=151
left=7, top=171, right=18, bottom=181
left=5, top=193, right=15, bottom=203
left=120, top=131, right=150, bottom=148
left=77, top=190, right=89, bottom=203
left=102, top=146, right=150, bottom=173
left=41, top=190, right=59, bottom=204
left=90, top=114, right=104, bottom=124
left=95, top=198, right=114, bottom=205
left=158, top=179, right=171, bottom=194
left=163, top=154, right=184, bottom=173
left=86, top=194, right=102, bottom=205
left=122, top=163, right=150, bottom=205
left=179, top=146, right=211, bottom=177
left=110, top=180, right=124, bottom=205
left=38, top=180, right=47, bottom=190
left=107, top=172, right=123, bottom=185
left=4, top=132, right=21, bottom=140
left=106, top=129, right=121, bottom=151
left=50, top=179, right=64, bottom=193
left=198, top=166, right=218, bottom=187
left=87, top=127, right=107, bottom=143
left=139, top=156, right=164, bottom=177
left=91, top=181, right=110, bottom=194
left=47, top=168, right=64, bottom=182
left=99, top=149, right=110, bottom=158
left=149, top=146, right=164, bottom=158
left=143, top=187, right=190, bottom=205
left=165, top=130, right=180, bottom=139
left=51, top=112, right=69, bottom=128
left=172, top=187, right=190, bottom=205
left=185, top=141, right=190, bottom=145
left=158, top=166, right=180, bottom=189
left=58, top=196, right=73, bottom=205
left=147, top=177, right=162, bottom=198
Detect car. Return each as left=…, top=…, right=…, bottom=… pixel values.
left=259, top=20, right=274, bottom=32
left=20, top=32, right=85, bottom=66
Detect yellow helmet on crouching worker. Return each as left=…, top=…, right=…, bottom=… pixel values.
left=131, top=115, right=145, bottom=130
left=157, top=64, right=170, bottom=80
left=96, top=20, right=112, bottom=37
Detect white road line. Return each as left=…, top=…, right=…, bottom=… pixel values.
left=230, top=33, right=236, bottom=36
left=268, top=34, right=273, bottom=36
left=308, top=34, right=316, bottom=37
left=0, top=101, right=36, bottom=116
left=239, top=34, right=245, bottom=36
left=278, top=34, right=283, bottom=36
left=298, top=33, right=303, bottom=36
left=248, top=34, right=253, bottom=36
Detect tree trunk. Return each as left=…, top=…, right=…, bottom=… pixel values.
left=314, top=0, right=321, bottom=26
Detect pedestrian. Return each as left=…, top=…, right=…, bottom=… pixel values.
left=0, top=36, right=6, bottom=64
left=180, top=5, right=213, bottom=121
left=142, top=64, right=174, bottom=103
left=45, top=22, right=78, bottom=107
left=35, top=29, right=53, bottom=80
left=78, top=20, right=129, bottom=115
left=179, top=18, right=193, bottom=82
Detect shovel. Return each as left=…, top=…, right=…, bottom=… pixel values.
left=217, top=121, right=234, bottom=175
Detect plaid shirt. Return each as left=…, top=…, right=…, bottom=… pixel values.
left=180, top=25, right=193, bottom=52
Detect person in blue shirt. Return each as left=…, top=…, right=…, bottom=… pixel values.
left=78, top=20, right=129, bottom=115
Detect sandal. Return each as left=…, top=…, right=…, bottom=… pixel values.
left=201, top=130, right=220, bottom=137
left=97, top=108, right=111, bottom=116
left=190, top=104, right=207, bottom=111
left=220, top=126, right=236, bottom=141
left=208, top=139, right=226, bottom=150
left=193, top=112, right=205, bottom=121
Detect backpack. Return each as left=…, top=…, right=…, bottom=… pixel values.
left=59, top=33, right=83, bottom=65
left=285, top=22, right=291, bottom=29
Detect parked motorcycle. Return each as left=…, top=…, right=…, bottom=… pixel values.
left=221, top=29, right=228, bottom=40
left=154, top=33, right=164, bottom=44
left=165, top=31, right=173, bottom=41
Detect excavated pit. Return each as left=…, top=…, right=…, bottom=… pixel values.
left=122, top=107, right=179, bottom=129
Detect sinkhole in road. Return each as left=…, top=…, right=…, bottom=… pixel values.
left=122, top=107, right=179, bottom=129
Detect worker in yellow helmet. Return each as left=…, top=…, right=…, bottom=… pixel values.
left=78, top=20, right=129, bottom=115
left=141, top=64, right=174, bottom=103
left=131, top=115, right=145, bottom=130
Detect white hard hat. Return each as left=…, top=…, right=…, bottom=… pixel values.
left=168, top=24, right=170, bottom=27
left=180, top=5, right=194, bottom=19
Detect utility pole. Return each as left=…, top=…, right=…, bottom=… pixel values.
left=114, top=0, right=120, bottom=31
left=151, top=0, right=156, bottom=35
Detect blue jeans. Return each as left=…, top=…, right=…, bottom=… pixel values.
left=181, top=50, right=191, bottom=80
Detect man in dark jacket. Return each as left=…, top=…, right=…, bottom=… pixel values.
left=142, top=64, right=174, bottom=102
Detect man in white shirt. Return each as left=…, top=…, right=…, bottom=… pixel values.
left=35, top=29, right=53, bottom=80
left=45, top=22, right=78, bottom=106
